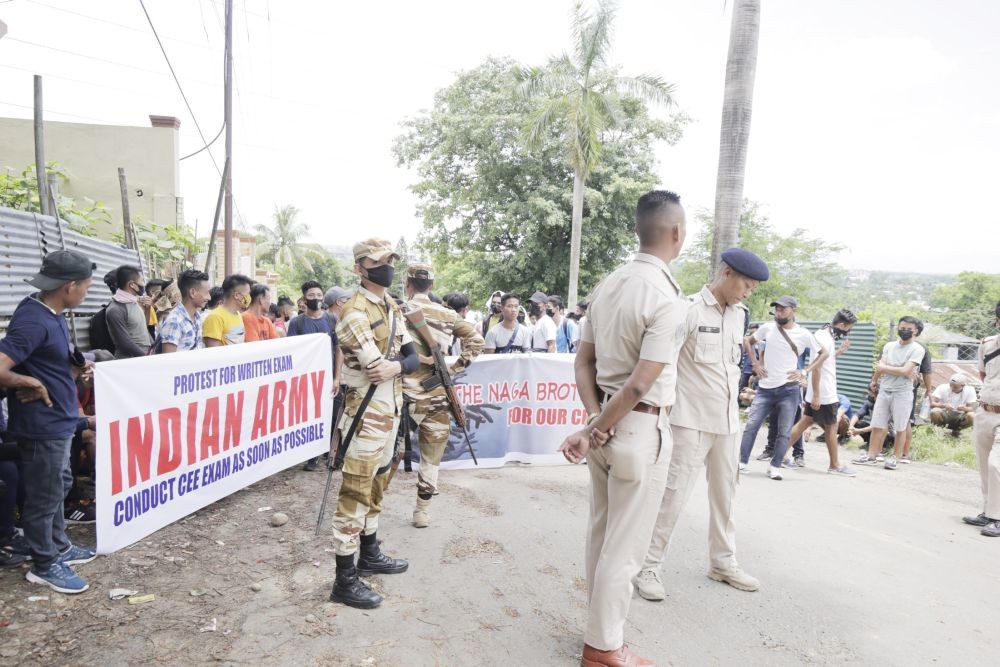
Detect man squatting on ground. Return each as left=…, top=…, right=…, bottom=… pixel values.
left=402, top=263, right=484, bottom=528
left=635, top=248, right=770, bottom=603
left=329, top=239, right=420, bottom=610
left=963, top=301, right=1000, bottom=538
left=559, top=190, right=687, bottom=667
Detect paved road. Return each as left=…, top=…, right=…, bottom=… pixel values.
left=317, top=439, right=994, bottom=666
left=5, top=439, right=993, bottom=666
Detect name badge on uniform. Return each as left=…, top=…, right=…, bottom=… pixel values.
left=698, top=326, right=720, bottom=333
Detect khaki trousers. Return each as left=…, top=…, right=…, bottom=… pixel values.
left=642, top=426, right=739, bottom=572
left=972, top=408, right=1000, bottom=519
left=332, top=408, right=399, bottom=556
left=585, top=410, right=671, bottom=651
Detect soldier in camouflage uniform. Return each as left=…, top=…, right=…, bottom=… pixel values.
left=329, top=239, right=420, bottom=610
left=402, top=264, right=484, bottom=528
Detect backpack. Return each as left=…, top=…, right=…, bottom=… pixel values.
left=89, top=304, right=116, bottom=354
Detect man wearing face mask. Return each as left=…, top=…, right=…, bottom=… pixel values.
left=479, top=291, right=504, bottom=337
left=786, top=309, right=858, bottom=477
left=290, top=281, right=339, bottom=472
left=105, top=265, right=153, bottom=359
left=329, top=239, right=419, bottom=610
left=202, top=274, right=253, bottom=347
left=738, top=296, right=824, bottom=480
left=528, top=292, right=557, bottom=353
left=853, top=316, right=924, bottom=470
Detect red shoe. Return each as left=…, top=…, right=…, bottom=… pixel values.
left=581, top=643, right=655, bottom=667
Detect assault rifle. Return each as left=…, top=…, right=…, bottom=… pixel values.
left=404, top=307, right=478, bottom=465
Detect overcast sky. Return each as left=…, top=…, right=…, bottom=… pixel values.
left=1, top=0, right=997, bottom=274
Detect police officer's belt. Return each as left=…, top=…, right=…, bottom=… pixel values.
left=981, top=402, right=1000, bottom=414
left=597, top=389, right=667, bottom=416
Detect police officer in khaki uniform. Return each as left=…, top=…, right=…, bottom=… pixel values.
left=635, top=249, right=769, bottom=602
left=329, top=239, right=420, bottom=610
left=559, top=190, right=688, bottom=667
left=963, top=301, right=1000, bottom=537
left=402, top=263, right=484, bottom=527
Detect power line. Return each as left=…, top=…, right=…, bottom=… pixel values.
left=25, top=0, right=219, bottom=51
left=0, top=100, right=121, bottom=124
left=137, top=0, right=222, bottom=176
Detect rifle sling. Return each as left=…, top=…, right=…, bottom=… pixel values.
left=339, top=310, right=397, bottom=462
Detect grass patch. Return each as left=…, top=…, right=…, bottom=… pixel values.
left=910, top=425, right=977, bottom=469
left=842, top=425, right=977, bottom=470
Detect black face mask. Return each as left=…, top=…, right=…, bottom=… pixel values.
left=530, top=303, right=542, bottom=317
left=832, top=327, right=850, bottom=340
left=898, top=329, right=914, bottom=341
left=490, top=303, right=502, bottom=315
left=133, top=282, right=146, bottom=296
left=363, top=265, right=395, bottom=288
left=305, top=298, right=323, bottom=312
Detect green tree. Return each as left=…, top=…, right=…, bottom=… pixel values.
left=930, top=272, right=1000, bottom=339
left=394, top=57, right=684, bottom=306
left=515, top=0, right=678, bottom=307
left=1, top=163, right=110, bottom=237
left=676, top=200, right=847, bottom=320
left=711, top=0, right=761, bottom=274
left=272, top=250, right=355, bottom=301
left=255, top=205, right=321, bottom=271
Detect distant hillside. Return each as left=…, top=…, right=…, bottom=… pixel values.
left=847, top=270, right=954, bottom=308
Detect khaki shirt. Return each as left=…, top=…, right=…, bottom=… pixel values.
left=581, top=253, right=687, bottom=408
left=336, top=286, right=413, bottom=416
left=402, top=292, right=484, bottom=401
left=671, top=285, right=746, bottom=434
left=979, top=335, right=1000, bottom=405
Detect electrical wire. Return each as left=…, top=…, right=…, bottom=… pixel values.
left=180, top=122, right=225, bottom=160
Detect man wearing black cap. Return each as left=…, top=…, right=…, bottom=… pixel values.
left=739, top=295, right=826, bottom=480
left=0, top=250, right=98, bottom=594
left=528, top=291, right=556, bottom=353
left=636, top=248, right=768, bottom=601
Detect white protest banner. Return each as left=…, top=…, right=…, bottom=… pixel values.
left=435, top=354, right=581, bottom=470
left=95, top=334, right=332, bottom=553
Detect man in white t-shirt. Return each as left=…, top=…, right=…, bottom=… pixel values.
left=929, top=374, right=978, bottom=434
left=528, top=291, right=557, bottom=353
left=739, top=296, right=826, bottom=480
left=787, top=310, right=858, bottom=476
left=483, top=294, right=532, bottom=354
left=853, top=316, right=926, bottom=470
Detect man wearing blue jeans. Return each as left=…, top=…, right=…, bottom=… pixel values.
left=739, top=297, right=825, bottom=480
left=0, top=250, right=98, bottom=594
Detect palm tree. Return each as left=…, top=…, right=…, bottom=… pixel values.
left=256, top=205, right=318, bottom=272
left=711, top=0, right=760, bottom=274
left=516, top=0, right=674, bottom=307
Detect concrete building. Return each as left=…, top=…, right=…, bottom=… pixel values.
left=0, top=114, right=182, bottom=237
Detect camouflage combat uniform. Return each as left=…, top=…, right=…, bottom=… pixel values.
left=402, top=264, right=484, bottom=525
left=333, top=253, right=411, bottom=557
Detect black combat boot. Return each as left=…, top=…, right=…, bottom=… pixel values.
left=356, top=532, right=409, bottom=576
left=330, top=554, right=382, bottom=609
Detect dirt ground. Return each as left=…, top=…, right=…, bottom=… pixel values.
left=1, top=436, right=997, bottom=666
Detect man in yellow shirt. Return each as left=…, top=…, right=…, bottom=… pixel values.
left=203, top=274, right=253, bottom=347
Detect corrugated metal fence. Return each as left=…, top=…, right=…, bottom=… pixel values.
left=1, top=206, right=145, bottom=351
left=753, top=319, right=876, bottom=409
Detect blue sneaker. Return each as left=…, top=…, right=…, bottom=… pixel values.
left=59, top=544, right=97, bottom=566
left=26, top=562, right=89, bottom=594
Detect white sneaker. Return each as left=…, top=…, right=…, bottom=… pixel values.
left=635, top=568, right=665, bottom=601
left=767, top=466, right=783, bottom=481
left=738, top=462, right=748, bottom=473
left=708, top=567, right=760, bottom=592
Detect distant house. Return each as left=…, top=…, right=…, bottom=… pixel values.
left=921, top=323, right=980, bottom=361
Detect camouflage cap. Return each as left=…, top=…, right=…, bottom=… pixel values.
left=353, top=238, right=400, bottom=263
left=406, top=263, right=435, bottom=281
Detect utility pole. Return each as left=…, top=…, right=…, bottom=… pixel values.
left=223, top=0, right=234, bottom=277
left=33, top=75, right=49, bottom=216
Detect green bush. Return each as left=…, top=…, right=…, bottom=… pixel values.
left=909, top=424, right=977, bottom=469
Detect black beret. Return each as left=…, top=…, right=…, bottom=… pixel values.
left=721, top=248, right=769, bottom=282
